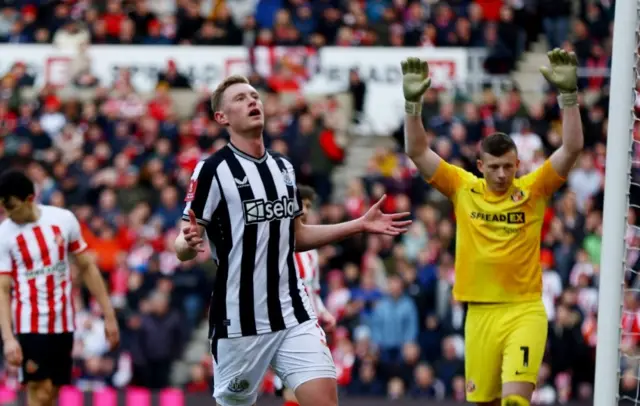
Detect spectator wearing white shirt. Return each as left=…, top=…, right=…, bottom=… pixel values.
left=75, top=311, right=109, bottom=358
left=568, top=152, right=603, bottom=212
left=575, top=272, right=598, bottom=316
left=530, top=148, right=546, bottom=172
left=39, top=96, right=67, bottom=138
left=53, top=20, right=90, bottom=52
left=541, top=249, right=563, bottom=321
left=531, top=363, right=557, bottom=405
left=569, top=249, right=595, bottom=287
left=147, top=0, right=176, bottom=17
left=0, top=7, right=18, bottom=38
left=510, top=120, right=543, bottom=174
left=53, top=123, right=84, bottom=163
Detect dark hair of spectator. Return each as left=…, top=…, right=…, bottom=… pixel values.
left=0, top=170, right=35, bottom=202
left=480, top=132, right=518, bottom=158
left=388, top=272, right=404, bottom=282
left=210, top=75, right=250, bottom=112
left=298, top=185, right=316, bottom=202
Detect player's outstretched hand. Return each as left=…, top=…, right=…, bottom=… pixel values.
left=183, top=209, right=205, bottom=252
left=539, top=48, right=578, bottom=93
left=105, top=316, right=120, bottom=351
left=361, top=195, right=412, bottom=236
left=3, top=337, right=23, bottom=367
left=400, top=57, right=432, bottom=102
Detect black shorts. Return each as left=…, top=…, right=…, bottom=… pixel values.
left=17, top=333, right=74, bottom=386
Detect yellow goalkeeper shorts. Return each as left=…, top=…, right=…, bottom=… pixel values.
left=464, top=299, right=547, bottom=403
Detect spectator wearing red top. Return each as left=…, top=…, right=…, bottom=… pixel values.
left=103, top=0, right=126, bottom=38
left=147, top=83, right=174, bottom=122
left=268, top=64, right=301, bottom=93
left=475, top=0, right=503, bottom=22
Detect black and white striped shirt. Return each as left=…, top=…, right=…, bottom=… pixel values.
left=183, top=143, right=314, bottom=339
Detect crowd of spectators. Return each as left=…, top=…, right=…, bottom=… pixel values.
left=0, top=0, right=597, bottom=74
left=0, top=0, right=630, bottom=404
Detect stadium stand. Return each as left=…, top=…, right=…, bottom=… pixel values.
left=0, top=0, right=627, bottom=404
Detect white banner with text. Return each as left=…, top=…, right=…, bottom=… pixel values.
left=0, top=45, right=469, bottom=134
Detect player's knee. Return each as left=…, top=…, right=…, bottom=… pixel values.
left=294, top=377, right=337, bottom=406
left=502, top=394, right=530, bottom=406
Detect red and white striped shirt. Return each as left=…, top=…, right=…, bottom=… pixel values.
left=294, top=250, right=326, bottom=317
left=621, top=309, right=640, bottom=348
left=0, top=205, right=87, bottom=334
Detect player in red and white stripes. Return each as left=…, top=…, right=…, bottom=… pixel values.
left=293, top=186, right=336, bottom=330
left=0, top=171, right=119, bottom=406
left=280, top=185, right=336, bottom=406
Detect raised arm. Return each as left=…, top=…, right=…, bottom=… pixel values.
left=401, top=57, right=442, bottom=180
left=540, top=49, right=584, bottom=177
left=400, top=57, right=477, bottom=198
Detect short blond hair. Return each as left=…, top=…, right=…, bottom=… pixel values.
left=211, top=74, right=250, bottom=112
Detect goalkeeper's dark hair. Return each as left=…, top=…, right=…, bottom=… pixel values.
left=298, top=184, right=316, bottom=202
left=480, top=132, right=518, bottom=158
left=0, top=170, right=35, bottom=202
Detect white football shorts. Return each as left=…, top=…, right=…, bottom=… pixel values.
left=211, top=319, right=336, bottom=406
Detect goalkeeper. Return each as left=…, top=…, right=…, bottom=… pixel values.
left=401, top=49, right=584, bottom=406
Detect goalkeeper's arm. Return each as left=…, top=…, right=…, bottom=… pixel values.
left=404, top=104, right=443, bottom=180
left=540, top=49, right=584, bottom=177
left=401, top=57, right=443, bottom=180
left=549, top=94, right=584, bottom=177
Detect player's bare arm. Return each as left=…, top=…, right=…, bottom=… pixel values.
left=540, top=49, right=585, bottom=176
left=294, top=195, right=411, bottom=252
left=0, top=274, right=22, bottom=367
left=0, top=274, right=13, bottom=341
left=174, top=209, right=206, bottom=261
left=73, top=250, right=120, bottom=350
left=401, top=57, right=442, bottom=180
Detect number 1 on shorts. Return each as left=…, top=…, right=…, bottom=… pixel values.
left=520, top=346, right=529, bottom=367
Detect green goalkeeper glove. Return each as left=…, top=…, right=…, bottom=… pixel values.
left=540, top=48, right=579, bottom=107
left=401, top=57, right=432, bottom=115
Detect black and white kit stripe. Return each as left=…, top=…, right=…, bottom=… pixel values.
left=183, top=143, right=314, bottom=341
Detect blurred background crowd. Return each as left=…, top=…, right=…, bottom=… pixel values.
left=0, top=0, right=633, bottom=404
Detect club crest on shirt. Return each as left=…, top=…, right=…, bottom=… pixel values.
left=281, top=170, right=294, bottom=186
left=185, top=179, right=198, bottom=202
left=466, top=379, right=476, bottom=393
left=25, top=360, right=38, bottom=374
left=511, top=188, right=525, bottom=202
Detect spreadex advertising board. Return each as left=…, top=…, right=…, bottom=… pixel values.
left=0, top=45, right=468, bottom=134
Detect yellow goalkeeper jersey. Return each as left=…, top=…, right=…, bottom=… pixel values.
left=428, top=159, right=566, bottom=303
